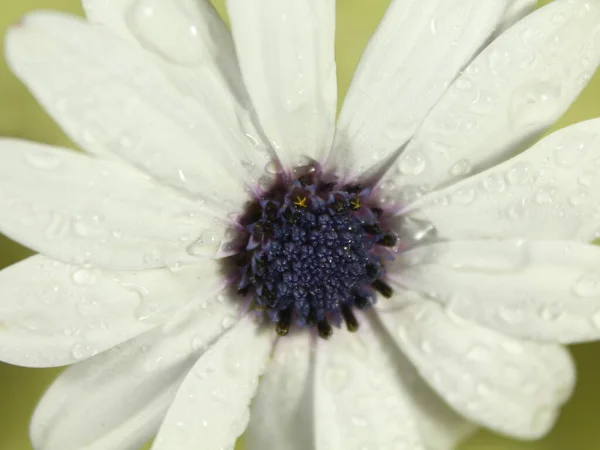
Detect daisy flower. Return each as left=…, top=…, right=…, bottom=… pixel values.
left=1, top=0, right=600, bottom=449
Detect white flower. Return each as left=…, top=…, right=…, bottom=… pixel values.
left=1, top=0, right=600, bottom=449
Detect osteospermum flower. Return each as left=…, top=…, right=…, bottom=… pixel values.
left=2, top=0, right=600, bottom=448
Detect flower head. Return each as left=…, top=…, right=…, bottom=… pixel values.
left=1, top=0, right=600, bottom=449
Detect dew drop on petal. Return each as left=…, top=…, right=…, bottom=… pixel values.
left=126, top=0, right=208, bottom=65
left=573, top=273, right=600, bottom=297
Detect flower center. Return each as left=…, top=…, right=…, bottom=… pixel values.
left=230, top=164, right=396, bottom=339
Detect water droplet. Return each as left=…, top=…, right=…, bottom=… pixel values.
left=72, top=269, right=94, bottom=286
left=451, top=187, right=476, bottom=204
left=498, top=306, right=524, bottom=324
left=507, top=162, right=532, bottom=185
left=450, top=159, right=471, bottom=176
left=71, top=343, right=94, bottom=360
left=265, top=161, right=277, bottom=174
left=488, top=50, right=511, bottom=73
left=398, top=152, right=426, bottom=176
left=187, top=233, right=217, bottom=257
left=221, top=315, right=237, bottom=329
left=534, top=185, right=556, bottom=204
left=578, top=171, right=595, bottom=187
left=483, top=173, right=506, bottom=193
left=573, top=273, right=600, bottom=297
left=25, top=151, right=61, bottom=170
left=143, top=248, right=164, bottom=265
left=126, top=0, right=208, bottom=65
left=569, top=190, right=588, bottom=207
left=540, top=305, right=563, bottom=321
left=455, top=78, right=473, bottom=90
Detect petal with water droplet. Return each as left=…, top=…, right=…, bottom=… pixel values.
left=314, top=316, right=425, bottom=449
left=30, top=294, right=239, bottom=450
left=406, top=119, right=600, bottom=243
left=0, top=255, right=222, bottom=367
left=226, top=0, right=337, bottom=166
left=151, top=317, right=275, bottom=450
left=0, top=140, right=233, bottom=269
left=394, top=240, right=600, bottom=343
left=380, top=0, right=600, bottom=205
left=6, top=12, right=258, bottom=206
left=380, top=301, right=575, bottom=439
left=331, top=0, right=505, bottom=179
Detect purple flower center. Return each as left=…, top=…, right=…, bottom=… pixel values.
left=231, top=164, right=396, bottom=338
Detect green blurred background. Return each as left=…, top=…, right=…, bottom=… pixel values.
left=1, top=0, right=599, bottom=449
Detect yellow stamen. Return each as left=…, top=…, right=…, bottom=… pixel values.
left=350, top=198, right=361, bottom=210
left=294, top=196, right=308, bottom=208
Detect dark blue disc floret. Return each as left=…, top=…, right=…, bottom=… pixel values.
left=234, top=165, right=396, bottom=339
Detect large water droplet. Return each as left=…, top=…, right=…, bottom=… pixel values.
left=573, top=273, right=600, bottom=297
left=126, top=0, right=208, bottom=65
left=397, top=152, right=426, bottom=176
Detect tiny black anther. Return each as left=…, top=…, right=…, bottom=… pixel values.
left=307, top=308, right=318, bottom=325
left=276, top=307, right=293, bottom=336
left=265, top=202, right=278, bottom=221
left=241, top=201, right=263, bottom=226
left=372, top=279, right=393, bottom=298
left=371, top=207, right=384, bottom=218
left=379, top=234, right=398, bottom=247
left=254, top=255, right=267, bottom=277
left=331, top=198, right=347, bottom=214
left=363, top=223, right=382, bottom=235
left=317, top=319, right=333, bottom=339
left=262, top=288, right=276, bottom=307
left=282, top=207, right=298, bottom=224
left=341, top=304, right=359, bottom=332
left=366, top=262, right=380, bottom=279
left=237, top=286, right=249, bottom=296
left=354, top=293, right=369, bottom=309
left=246, top=266, right=257, bottom=285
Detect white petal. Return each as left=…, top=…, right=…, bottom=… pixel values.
left=496, top=0, right=538, bottom=34
left=152, top=317, right=275, bottom=450
left=246, top=333, right=314, bottom=450
left=0, top=140, right=234, bottom=269
left=395, top=240, right=600, bottom=343
left=331, top=0, right=506, bottom=179
left=372, top=311, right=477, bottom=449
left=0, top=255, right=221, bottom=368
left=31, top=294, right=241, bottom=450
left=314, top=316, right=425, bottom=449
left=407, top=119, right=600, bottom=242
left=379, top=0, right=600, bottom=206
left=227, top=0, right=337, bottom=166
left=6, top=12, right=257, bottom=205
left=82, top=0, right=243, bottom=99
left=380, top=301, right=575, bottom=439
